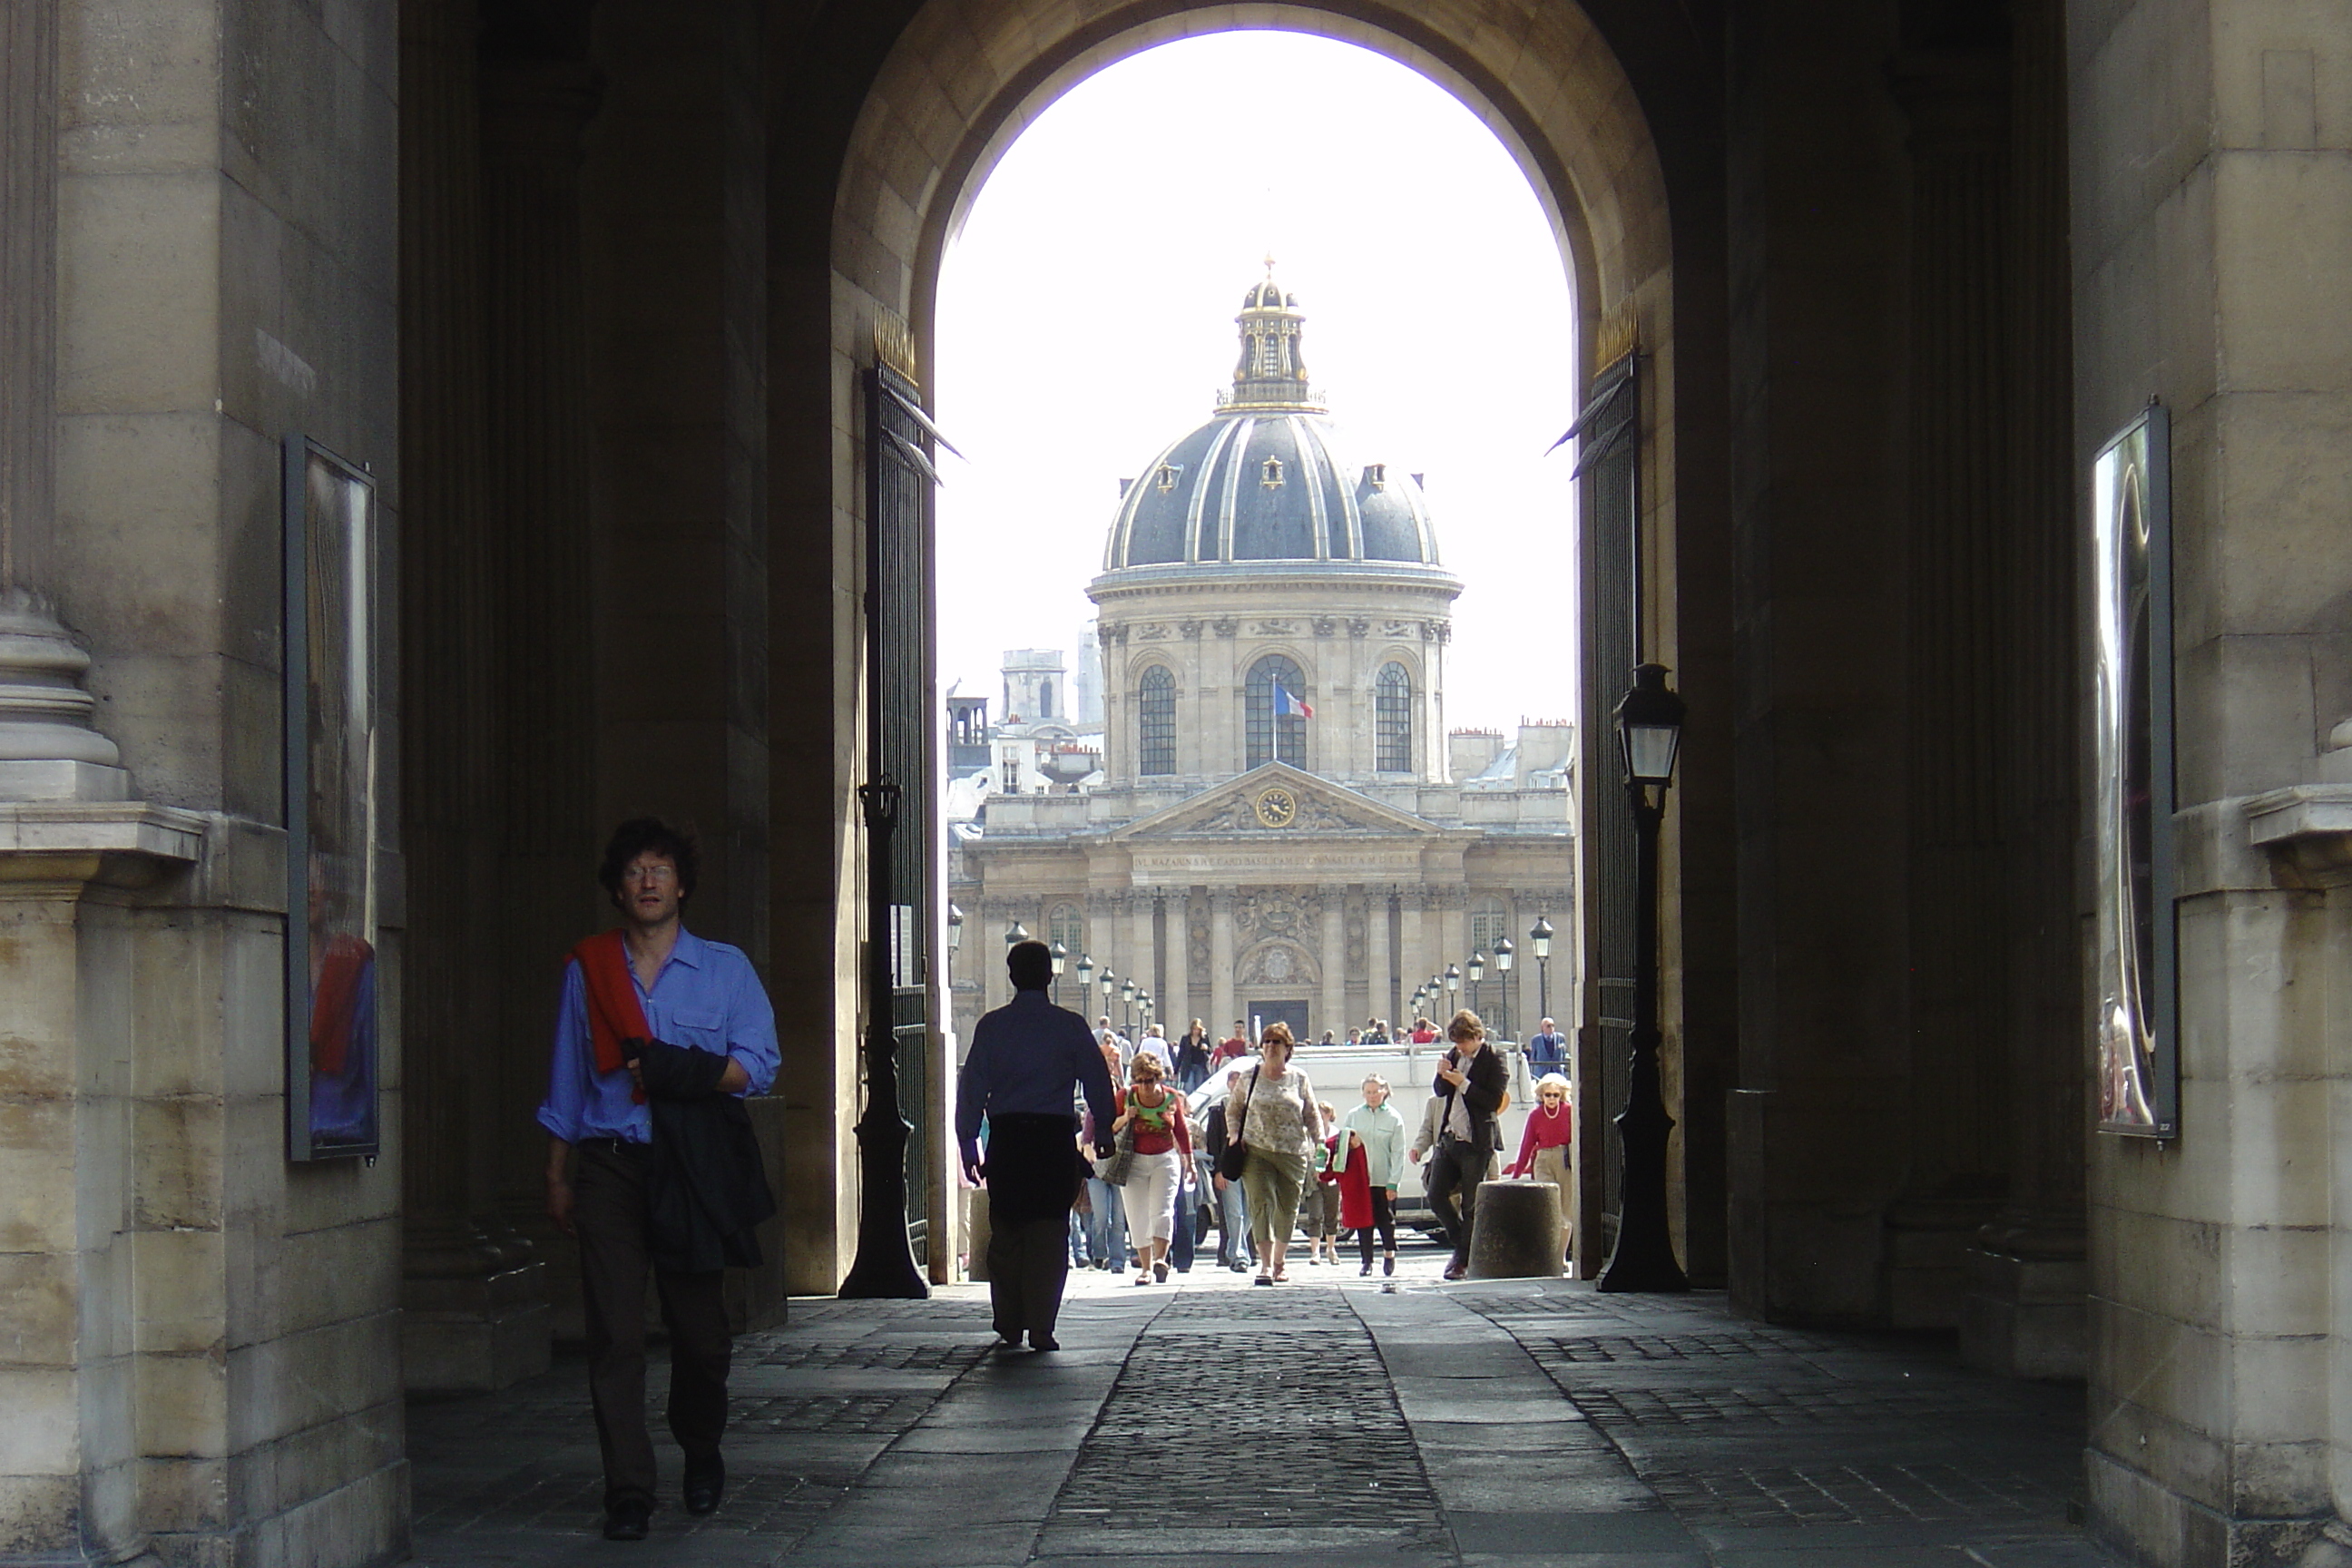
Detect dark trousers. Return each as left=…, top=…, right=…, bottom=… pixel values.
left=1357, top=1188, right=1397, bottom=1265
left=1425, top=1138, right=1485, bottom=1264
left=986, top=1217, right=1073, bottom=1341
left=574, top=1139, right=732, bottom=1509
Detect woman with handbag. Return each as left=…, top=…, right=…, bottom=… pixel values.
left=1222, top=1022, right=1324, bottom=1285
left=1112, top=1054, right=1191, bottom=1284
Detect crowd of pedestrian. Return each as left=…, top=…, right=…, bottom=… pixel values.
left=958, top=946, right=1577, bottom=1347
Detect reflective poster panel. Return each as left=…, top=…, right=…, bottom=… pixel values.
left=284, top=436, right=382, bottom=1160
left=2092, top=405, right=2176, bottom=1138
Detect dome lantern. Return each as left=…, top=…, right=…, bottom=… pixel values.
left=1230, top=258, right=1318, bottom=412
left=1096, top=267, right=1450, bottom=578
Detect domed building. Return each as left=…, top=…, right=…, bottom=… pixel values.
left=949, top=270, right=1572, bottom=1048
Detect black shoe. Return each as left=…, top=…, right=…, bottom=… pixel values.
left=1384, top=1253, right=1396, bottom=1277
left=603, top=1501, right=652, bottom=1541
left=1030, top=1332, right=1059, bottom=1351
left=682, top=1457, right=724, bottom=1516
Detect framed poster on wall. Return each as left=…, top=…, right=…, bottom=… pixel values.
left=2092, top=403, right=2176, bottom=1138
left=283, top=436, right=381, bottom=1161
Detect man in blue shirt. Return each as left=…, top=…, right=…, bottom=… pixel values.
left=538, top=818, right=778, bottom=1540
left=1528, top=1017, right=1567, bottom=1073
left=958, top=940, right=1116, bottom=1351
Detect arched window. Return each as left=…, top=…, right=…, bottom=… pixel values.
left=1049, top=902, right=1083, bottom=961
left=1375, top=662, right=1413, bottom=772
left=1138, top=666, right=1176, bottom=776
left=1245, top=654, right=1308, bottom=769
left=1036, top=679, right=1054, bottom=720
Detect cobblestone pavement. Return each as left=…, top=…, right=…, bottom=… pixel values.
left=406, top=1251, right=2122, bottom=1567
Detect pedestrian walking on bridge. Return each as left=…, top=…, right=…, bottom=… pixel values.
left=1226, top=1023, right=1324, bottom=1285
left=957, top=940, right=1116, bottom=1351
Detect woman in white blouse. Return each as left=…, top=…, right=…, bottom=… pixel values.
left=1224, top=1022, right=1325, bottom=1284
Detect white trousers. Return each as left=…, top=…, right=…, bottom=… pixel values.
left=1118, top=1150, right=1181, bottom=1246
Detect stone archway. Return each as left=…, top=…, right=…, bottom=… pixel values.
left=788, top=0, right=1722, bottom=1293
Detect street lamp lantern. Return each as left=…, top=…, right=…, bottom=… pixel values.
left=1444, top=963, right=1460, bottom=999
left=1467, top=951, right=1485, bottom=985
left=1602, top=662, right=1690, bottom=1295
left=1531, top=915, right=1554, bottom=1028
left=1530, top=916, right=1553, bottom=961
left=1493, top=936, right=1514, bottom=1039
left=946, top=903, right=964, bottom=953
left=1075, top=952, right=1093, bottom=990
left=1049, top=939, right=1066, bottom=975
left=1004, top=919, right=1028, bottom=948
left=1616, top=662, right=1687, bottom=789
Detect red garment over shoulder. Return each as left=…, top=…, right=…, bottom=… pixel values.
left=569, top=930, right=649, bottom=1104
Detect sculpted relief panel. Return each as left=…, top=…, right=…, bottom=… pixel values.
left=1238, top=939, right=1318, bottom=989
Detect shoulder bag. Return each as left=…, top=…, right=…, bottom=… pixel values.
left=1216, top=1068, right=1258, bottom=1182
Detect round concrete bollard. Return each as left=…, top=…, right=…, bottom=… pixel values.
left=1466, top=1180, right=1565, bottom=1279
left=965, top=1188, right=991, bottom=1282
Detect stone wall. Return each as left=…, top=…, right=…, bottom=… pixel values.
left=0, top=1, right=407, bottom=1564
left=2073, top=0, right=2352, bottom=1561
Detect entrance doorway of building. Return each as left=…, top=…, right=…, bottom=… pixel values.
left=1248, top=999, right=1311, bottom=1042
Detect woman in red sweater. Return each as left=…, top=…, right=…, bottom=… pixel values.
left=1111, top=1054, right=1193, bottom=1283
left=1506, top=1072, right=1574, bottom=1253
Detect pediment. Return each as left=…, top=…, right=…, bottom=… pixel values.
left=1110, top=763, right=1442, bottom=840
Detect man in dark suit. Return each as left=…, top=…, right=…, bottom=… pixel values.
left=956, top=940, right=1116, bottom=1351
left=1425, top=1010, right=1508, bottom=1281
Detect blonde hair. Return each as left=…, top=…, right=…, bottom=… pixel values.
left=1535, top=1073, right=1571, bottom=1098
left=1362, top=1073, right=1389, bottom=1093
left=1131, top=1054, right=1164, bottom=1081
left=1446, top=1009, right=1485, bottom=1044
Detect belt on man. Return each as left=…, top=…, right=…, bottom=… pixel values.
left=576, top=1135, right=649, bottom=1156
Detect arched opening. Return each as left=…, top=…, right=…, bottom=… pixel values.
left=815, top=0, right=1702, bottom=1297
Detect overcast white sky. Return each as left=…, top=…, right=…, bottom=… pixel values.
left=935, top=29, right=1580, bottom=735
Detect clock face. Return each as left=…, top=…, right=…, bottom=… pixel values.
left=1254, top=787, right=1298, bottom=828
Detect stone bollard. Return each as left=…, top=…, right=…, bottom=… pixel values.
left=1466, top=1180, right=1565, bottom=1279
left=965, top=1188, right=992, bottom=1282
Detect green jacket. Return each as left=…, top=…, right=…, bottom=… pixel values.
left=1339, top=1102, right=1408, bottom=1191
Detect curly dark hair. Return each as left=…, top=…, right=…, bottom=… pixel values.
left=597, top=817, right=700, bottom=907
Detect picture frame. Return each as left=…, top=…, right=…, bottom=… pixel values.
left=283, top=436, right=382, bottom=1161
left=2091, top=403, right=2176, bottom=1139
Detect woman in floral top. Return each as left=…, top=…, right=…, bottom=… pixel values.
left=1224, top=1022, right=1324, bottom=1285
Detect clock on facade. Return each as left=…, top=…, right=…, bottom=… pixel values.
left=1254, top=786, right=1298, bottom=828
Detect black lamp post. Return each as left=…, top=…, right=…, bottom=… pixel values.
left=1049, top=939, right=1066, bottom=1004
left=1121, top=978, right=1136, bottom=1034
left=839, top=772, right=925, bottom=1299
left=1098, top=967, right=1115, bottom=1029
left=1074, top=952, right=1093, bottom=1009
left=1444, top=964, right=1461, bottom=1014
left=1494, top=936, right=1514, bottom=1040
left=1530, top=916, right=1553, bottom=1026
left=1467, top=951, right=1486, bottom=1019
left=1600, top=662, right=1690, bottom=1294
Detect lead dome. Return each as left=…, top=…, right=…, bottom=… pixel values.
left=1098, top=269, right=1444, bottom=573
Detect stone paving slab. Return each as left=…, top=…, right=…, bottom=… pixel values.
left=407, top=1252, right=2123, bottom=1566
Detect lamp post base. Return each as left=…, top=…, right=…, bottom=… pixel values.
left=837, top=1106, right=927, bottom=1299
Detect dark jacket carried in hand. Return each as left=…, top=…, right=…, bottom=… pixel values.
left=632, top=1037, right=778, bottom=1273
left=1430, top=1044, right=1510, bottom=1153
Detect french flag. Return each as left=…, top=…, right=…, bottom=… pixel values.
left=1272, top=681, right=1314, bottom=720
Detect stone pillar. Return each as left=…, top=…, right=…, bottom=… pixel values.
left=396, top=0, right=550, bottom=1389
left=1367, top=885, right=1393, bottom=1031
left=1129, top=893, right=1155, bottom=1033
left=1318, top=888, right=1346, bottom=1042
left=1398, top=889, right=1427, bottom=1025
left=1209, top=888, right=1237, bottom=1039
left=1165, top=887, right=1192, bottom=1034
left=1963, top=0, right=2083, bottom=1379
left=0, top=0, right=56, bottom=598
left=1887, top=47, right=2013, bottom=1329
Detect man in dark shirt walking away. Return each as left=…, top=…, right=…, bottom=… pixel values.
left=957, top=939, right=1116, bottom=1351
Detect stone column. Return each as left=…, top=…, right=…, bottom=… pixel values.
left=1964, top=0, right=2083, bottom=1377
left=397, top=0, right=549, bottom=1391
left=1367, top=886, right=1393, bottom=1030
left=1129, top=892, right=1155, bottom=1033
left=1208, top=888, right=1237, bottom=1038
left=1318, top=888, right=1346, bottom=1041
left=1398, top=889, right=1427, bottom=1024
left=1165, top=887, right=1192, bottom=1034
left=0, top=0, right=56, bottom=597
left=1889, top=47, right=2012, bottom=1329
